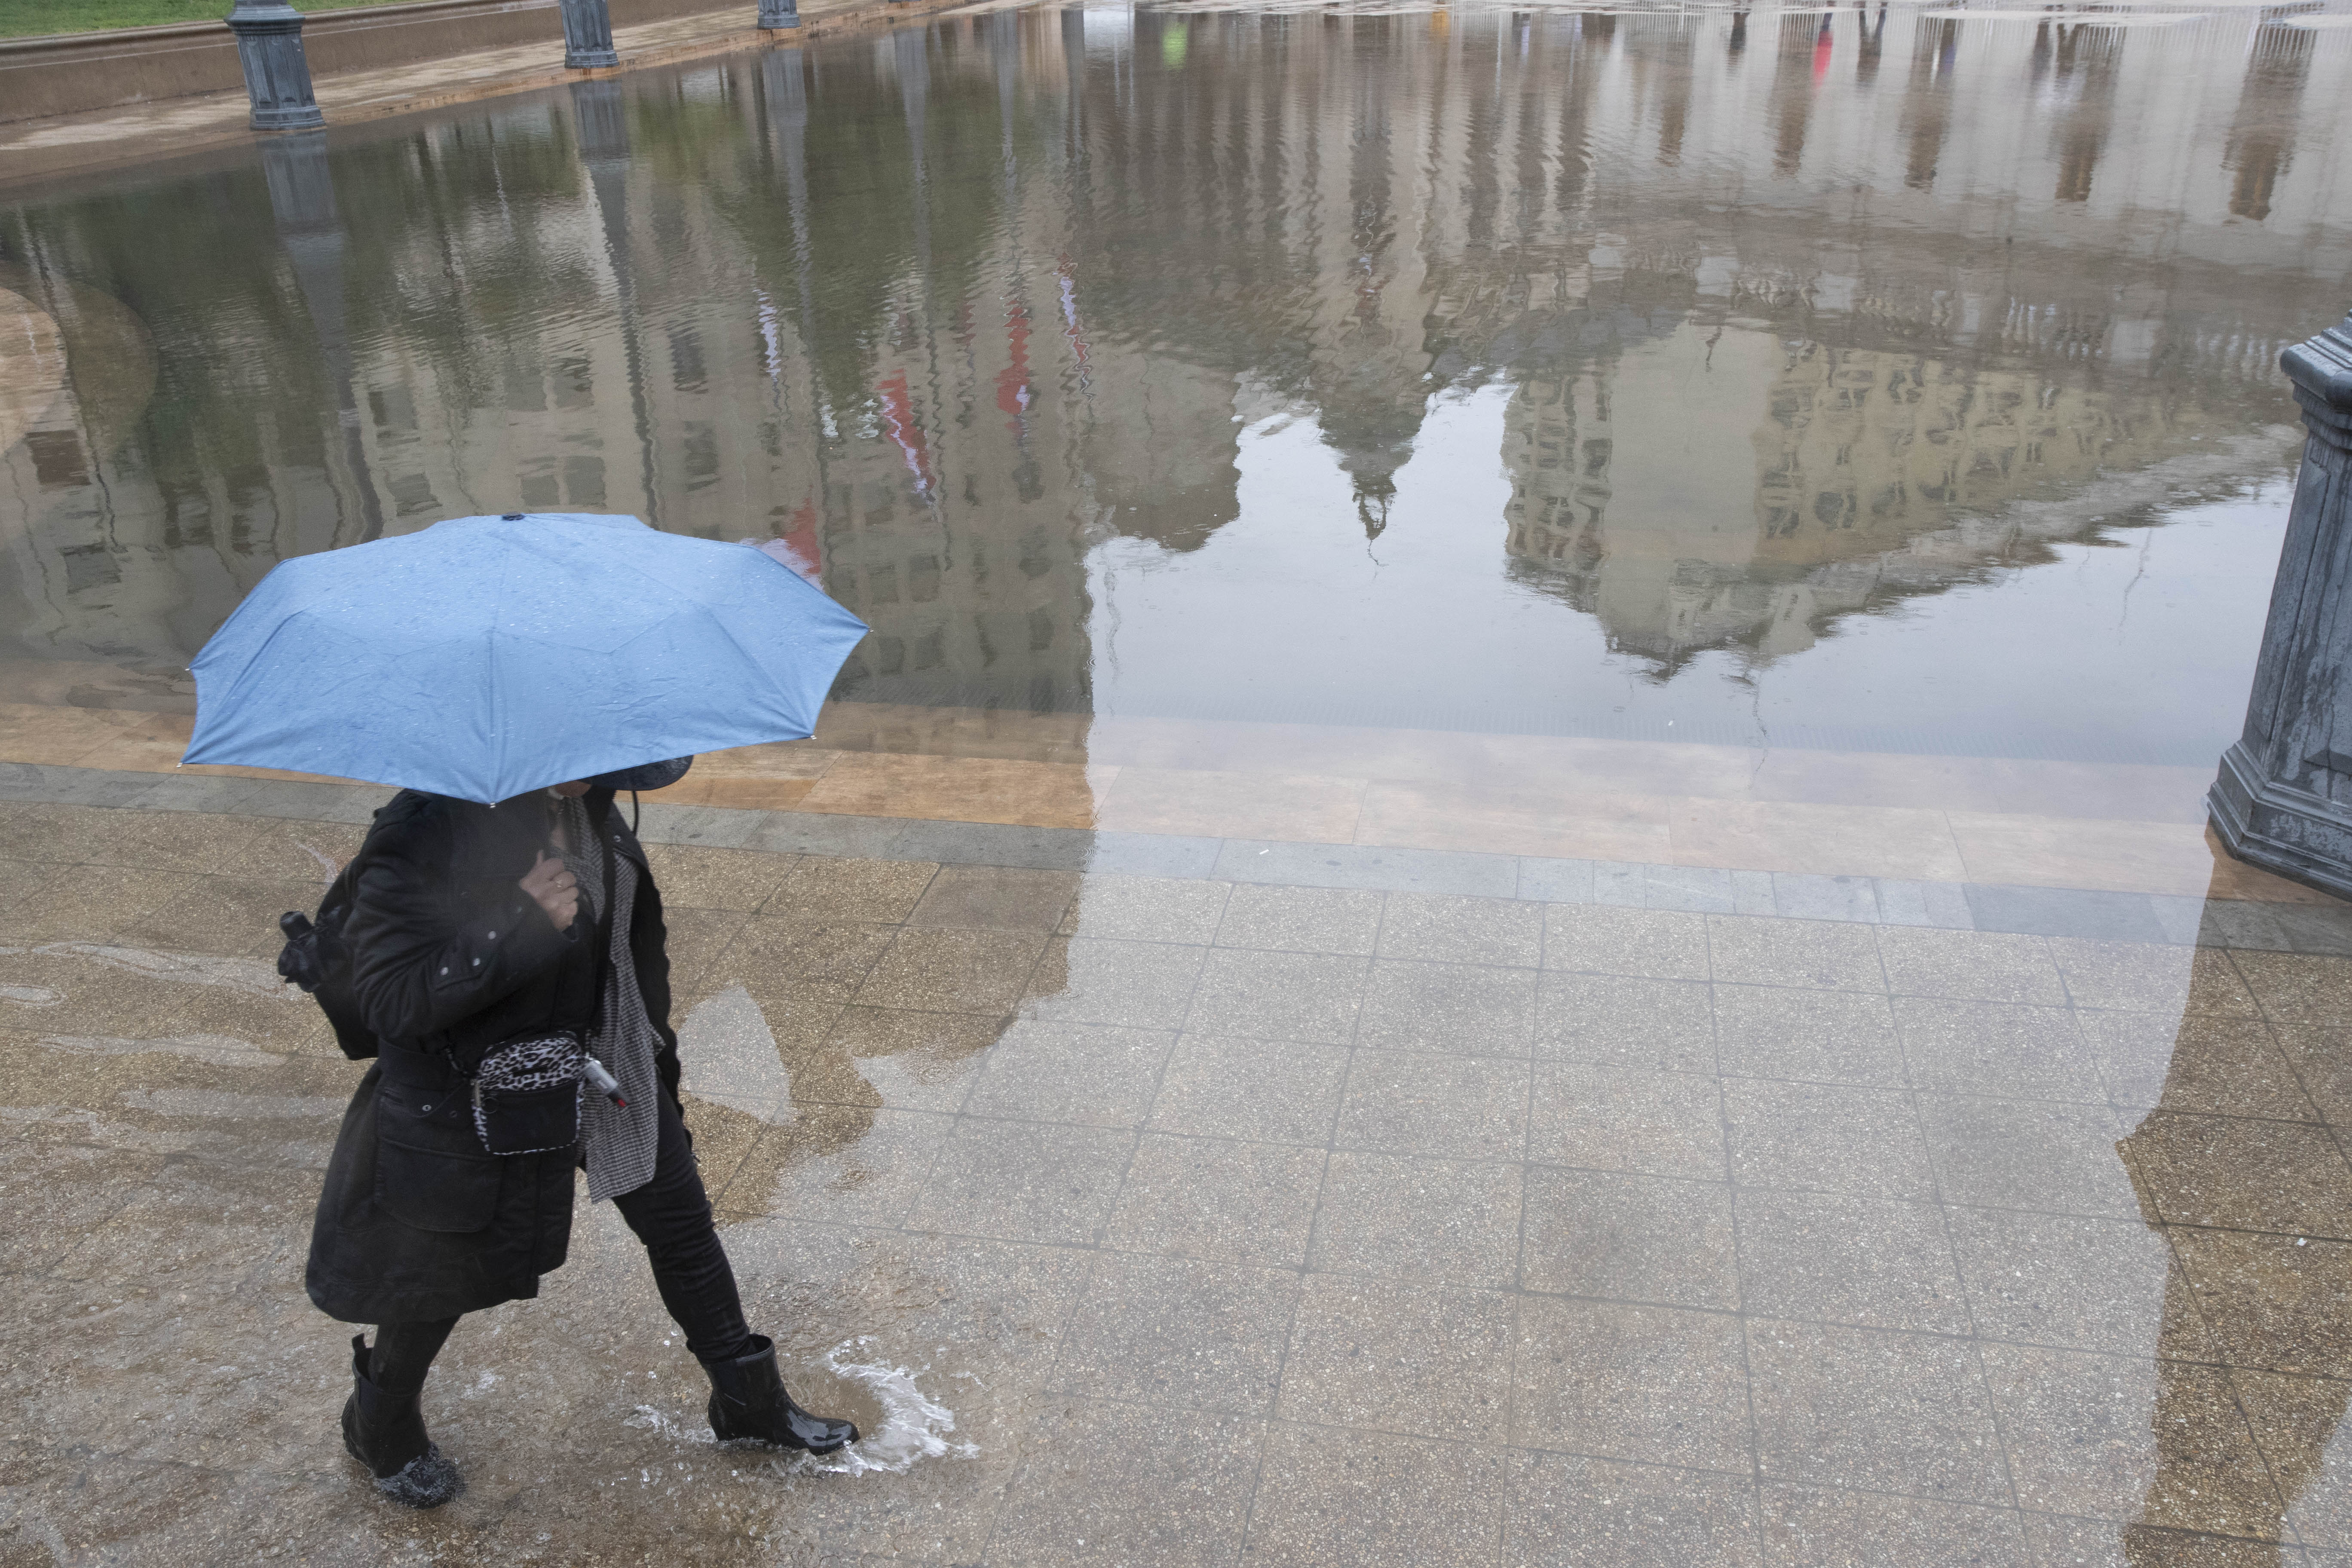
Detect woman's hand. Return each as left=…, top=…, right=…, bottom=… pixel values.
left=520, top=851, right=580, bottom=931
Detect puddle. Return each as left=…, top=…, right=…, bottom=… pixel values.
left=625, top=1337, right=977, bottom=1479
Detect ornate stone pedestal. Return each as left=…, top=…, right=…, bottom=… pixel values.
left=226, top=0, right=324, bottom=131
left=560, top=0, right=619, bottom=69
left=2211, top=312, right=2352, bottom=900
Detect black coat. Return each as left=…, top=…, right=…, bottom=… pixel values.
left=305, top=787, right=679, bottom=1326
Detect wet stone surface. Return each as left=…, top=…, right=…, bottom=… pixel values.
left=8, top=796, right=2352, bottom=1563
left=5, top=0, right=2352, bottom=1557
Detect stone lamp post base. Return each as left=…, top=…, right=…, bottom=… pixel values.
left=2211, top=313, right=2352, bottom=902
left=227, top=0, right=325, bottom=131
left=560, top=0, right=620, bottom=68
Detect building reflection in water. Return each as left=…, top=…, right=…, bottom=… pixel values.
left=2228, top=22, right=2317, bottom=223
left=0, top=5, right=2346, bottom=754
left=1903, top=16, right=1959, bottom=190
left=2049, top=21, right=2123, bottom=203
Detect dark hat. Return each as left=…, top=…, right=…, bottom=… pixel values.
left=590, top=756, right=694, bottom=792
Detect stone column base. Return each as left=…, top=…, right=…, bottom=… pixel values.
left=2211, top=741, right=2352, bottom=903
left=560, top=0, right=620, bottom=68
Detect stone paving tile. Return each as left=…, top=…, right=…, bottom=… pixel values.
left=1893, top=996, right=2105, bottom=1102
left=1532, top=972, right=1715, bottom=1073
left=2079, top=1011, right=2318, bottom=1118
left=1354, top=959, right=1536, bottom=1057
left=2168, top=1229, right=2352, bottom=1379
left=1540, top=904, right=1710, bottom=979
left=9, top=864, right=197, bottom=944
left=1051, top=1253, right=1299, bottom=1417
left=2230, top=951, right=2352, bottom=1025
left=1185, top=948, right=1369, bottom=1044
left=1944, top=1207, right=2214, bottom=1360
left=1707, top=917, right=1886, bottom=992
left=767, top=855, right=939, bottom=922
left=657, top=906, right=752, bottom=992
left=1060, top=873, right=1233, bottom=944
left=115, top=875, right=325, bottom=959
left=1873, top=926, right=2063, bottom=1005
left=1375, top=892, right=1543, bottom=967
left=2227, top=1366, right=2352, bottom=1551
left=1511, top=1296, right=1754, bottom=1471
left=992, top=1397, right=1265, bottom=1568
left=1723, top=1079, right=1939, bottom=1201
left=640, top=842, right=802, bottom=911
left=2278, top=1029, right=2352, bottom=1136
left=1712, top=984, right=1903, bottom=1086
left=1731, top=1189, right=1970, bottom=1334
left=803, top=1005, right=1004, bottom=1112
left=1023, top=936, right=1207, bottom=1029
left=714, top=1105, right=949, bottom=1226
left=1333, top=1050, right=1529, bottom=1159
left=1521, top=1167, right=1738, bottom=1308
left=1756, top=1485, right=2030, bottom=1568
left=1980, top=1344, right=2285, bottom=1538
left=1770, top=874, right=1883, bottom=924
left=1240, top=1424, right=1507, bottom=1568
left=1746, top=1318, right=2009, bottom=1503
left=1307, top=1151, right=1525, bottom=1288
left=1504, top=1452, right=1763, bottom=1568
left=1105, top=1134, right=1328, bottom=1268
left=1965, top=885, right=2169, bottom=943
left=2128, top=1111, right=2352, bottom=1237
left=1917, top=1094, right=2139, bottom=1217
left=1274, top=1275, right=1513, bottom=1440
left=906, top=864, right=1080, bottom=931
left=2050, top=938, right=2260, bottom=1017
left=211, top=818, right=368, bottom=883
left=1146, top=1034, right=1349, bottom=1145
left=959, top=1020, right=1176, bottom=1129
left=724, top=914, right=900, bottom=1003
left=0, top=855, right=64, bottom=922
left=1527, top=1061, right=1727, bottom=1180
left=2021, top=1514, right=2320, bottom=1566
left=1210, top=883, right=1381, bottom=955
left=903, top=1118, right=1135, bottom=1245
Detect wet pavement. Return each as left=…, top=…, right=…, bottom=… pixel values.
left=7, top=0, right=2352, bottom=1561
left=11, top=773, right=2352, bottom=1565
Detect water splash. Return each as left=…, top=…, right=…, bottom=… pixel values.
left=624, top=1338, right=975, bottom=1479
left=795, top=1339, right=978, bottom=1477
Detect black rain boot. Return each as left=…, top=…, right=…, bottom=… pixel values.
left=701, top=1335, right=858, bottom=1453
left=340, top=1335, right=462, bottom=1507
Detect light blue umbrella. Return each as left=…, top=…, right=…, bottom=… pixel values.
left=183, top=512, right=868, bottom=804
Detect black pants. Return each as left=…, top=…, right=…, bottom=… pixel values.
left=371, top=1091, right=751, bottom=1393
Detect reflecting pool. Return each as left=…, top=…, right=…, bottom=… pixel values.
left=3, top=1, right=2350, bottom=771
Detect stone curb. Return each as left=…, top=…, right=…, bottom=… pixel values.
left=6, top=760, right=2350, bottom=953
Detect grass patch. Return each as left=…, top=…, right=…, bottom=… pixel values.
left=3, top=0, right=397, bottom=40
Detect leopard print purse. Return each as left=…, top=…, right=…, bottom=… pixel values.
left=468, top=1029, right=588, bottom=1155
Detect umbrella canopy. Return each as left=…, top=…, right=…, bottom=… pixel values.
left=183, top=512, right=868, bottom=804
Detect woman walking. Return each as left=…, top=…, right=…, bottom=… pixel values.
left=304, top=759, right=855, bottom=1507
